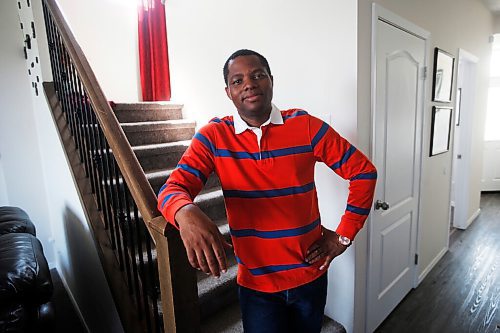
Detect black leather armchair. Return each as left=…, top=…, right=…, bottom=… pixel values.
left=0, top=207, right=54, bottom=332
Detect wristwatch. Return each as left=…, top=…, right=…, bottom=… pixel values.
left=337, top=234, right=352, bottom=247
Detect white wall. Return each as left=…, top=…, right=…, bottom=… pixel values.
left=0, top=160, right=9, bottom=205
left=166, top=0, right=358, bottom=330
left=0, top=0, right=54, bottom=264
left=0, top=1, right=123, bottom=332
left=55, top=0, right=140, bottom=102
left=358, top=0, right=492, bottom=331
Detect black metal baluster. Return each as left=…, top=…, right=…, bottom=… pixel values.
left=134, top=206, right=153, bottom=332
left=82, top=89, right=108, bottom=222
left=62, top=47, right=82, bottom=162
left=124, top=188, right=142, bottom=316
left=109, top=154, right=125, bottom=269
left=63, top=50, right=85, bottom=166
left=91, top=112, right=112, bottom=230
left=68, top=61, right=90, bottom=176
left=114, top=166, right=133, bottom=292
left=43, top=10, right=62, bottom=101
left=74, top=72, right=96, bottom=193
left=76, top=79, right=99, bottom=199
left=42, top=5, right=60, bottom=97
left=57, top=33, right=77, bottom=142
left=144, top=226, right=160, bottom=332
left=99, top=131, right=117, bottom=249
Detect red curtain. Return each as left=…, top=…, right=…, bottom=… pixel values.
left=138, top=0, right=171, bottom=101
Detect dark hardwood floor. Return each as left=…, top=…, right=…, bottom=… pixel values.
left=375, top=192, right=500, bottom=333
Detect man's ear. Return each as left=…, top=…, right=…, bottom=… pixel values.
left=270, top=75, right=274, bottom=86
left=225, top=86, right=232, bottom=100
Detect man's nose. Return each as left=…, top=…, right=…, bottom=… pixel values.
left=243, top=77, right=257, bottom=90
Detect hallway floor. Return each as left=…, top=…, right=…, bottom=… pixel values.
left=376, top=192, right=500, bottom=333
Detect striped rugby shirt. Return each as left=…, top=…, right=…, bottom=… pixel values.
left=157, top=107, right=377, bottom=292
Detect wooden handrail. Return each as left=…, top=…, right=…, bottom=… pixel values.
left=44, top=0, right=166, bottom=235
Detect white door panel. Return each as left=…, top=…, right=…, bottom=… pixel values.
left=368, top=13, right=426, bottom=332
left=385, top=53, right=418, bottom=206
left=379, top=213, right=412, bottom=294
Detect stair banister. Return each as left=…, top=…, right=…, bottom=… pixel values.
left=42, top=0, right=199, bottom=331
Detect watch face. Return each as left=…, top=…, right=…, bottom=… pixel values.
left=339, top=235, right=351, bottom=246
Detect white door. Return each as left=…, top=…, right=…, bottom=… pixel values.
left=452, top=50, right=478, bottom=229
left=367, top=7, right=428, bottom=332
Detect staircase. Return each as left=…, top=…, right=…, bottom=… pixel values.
left=113, top=103, right=346, bottom=332
left=113, top=102, right=240, bottom=329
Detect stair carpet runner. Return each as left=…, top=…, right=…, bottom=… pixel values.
left=113, top=102, right=345, bottom=332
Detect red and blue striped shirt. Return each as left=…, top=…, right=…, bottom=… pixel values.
left=158, top=108, right=377, bottom=292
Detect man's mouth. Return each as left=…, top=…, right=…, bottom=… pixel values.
left=243, top=93, right=262, bottom=102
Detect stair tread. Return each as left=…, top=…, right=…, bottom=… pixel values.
left=113, top=102, right=183, bottom=110
left=197, top=254, right=238, bottom=298
left=145, top=168, right=218, bottom=182
left=195, top=188, right=224, bottom=203
left=131, top=140, right=191, bottom=152
left=145, top=168, right=175, bottom=180
left=121, top=119, right=195, bottom=127
left=147, top=170, right=221, bottom=192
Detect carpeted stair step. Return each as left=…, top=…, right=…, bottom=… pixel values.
left=121, top=119, right=195, bottom=146
left=197, top=251, right=238, bottom=321
left=132, top=140, right=191, bottom=172
left=194, top=188, right=227, bottom=221
left=147, top=169, right=221, bottom=196
left=112, top=102, right=184, bottom=123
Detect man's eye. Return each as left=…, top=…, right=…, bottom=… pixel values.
left=232, top=79, right=242, bottom=85
left=254, top=72, right=267, bottom=79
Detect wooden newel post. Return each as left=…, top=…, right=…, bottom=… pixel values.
left=152, top=220, right=199, bottom=333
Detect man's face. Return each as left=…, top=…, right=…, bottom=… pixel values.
left=225, top=55, right=273, bottom=123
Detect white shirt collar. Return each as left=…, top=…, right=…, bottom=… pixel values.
left=233, top=103, right=284, bottom=135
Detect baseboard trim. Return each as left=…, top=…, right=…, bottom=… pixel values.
left=465, top=209, right=481, bottom=229
left=55, top=265, right=91, bottom=333
left=417, top=246, right=447, bottom=284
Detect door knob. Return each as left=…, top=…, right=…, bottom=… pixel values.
left=375, top=200, right=389, bottom=210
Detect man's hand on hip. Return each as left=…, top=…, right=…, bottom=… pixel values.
left=305, top=226, right=347, bottom=271
left=175, top=204, right=232, bottom=277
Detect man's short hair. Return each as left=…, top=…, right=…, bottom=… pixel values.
left=223, top=49, right=271, bottom=86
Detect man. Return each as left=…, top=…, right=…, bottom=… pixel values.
left=158, top=49, right=377, bottom=332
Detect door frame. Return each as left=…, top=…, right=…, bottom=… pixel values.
left=367, top=4, right=430, bottom=331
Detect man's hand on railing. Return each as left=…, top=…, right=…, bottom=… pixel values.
left=175, top=204, right=232, bottom=277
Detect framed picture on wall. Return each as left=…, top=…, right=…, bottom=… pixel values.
left=432, top=48, right=455, bottom=102
left=430, top=106, right=453, bottom=156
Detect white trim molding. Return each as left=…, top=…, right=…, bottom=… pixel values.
left=418, top=246, right=447, bottom=284
left=457, top=208, right=481, bottom=230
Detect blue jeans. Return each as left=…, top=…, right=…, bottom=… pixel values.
left=238, top=273, right=328, bottom=333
